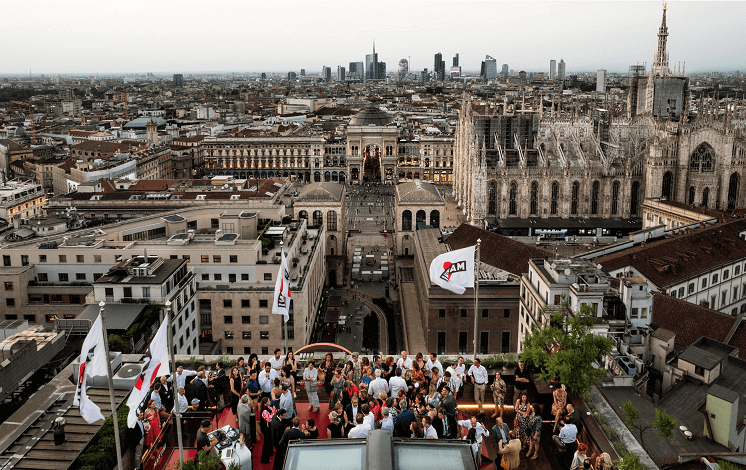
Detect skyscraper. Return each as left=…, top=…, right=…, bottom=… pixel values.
left=300, top=69, right=306, bottom=76
left=434, top=52, right=445, bottom=81
left=365, top=43, right=378, bottom=80
left=348, top=61, right=364, bottom=80
left=550, top=60, right=557, bottom=80
left=482, top=55, right=497, bottom=80
left=322, top=66, right=331, bottom=82
left=398, top=59, right=409, bottom=80
left=337, top=66, right=346, bottom=82
left=501, top=63, right=509, bottom=81
left=558, top=59, right=566, bottom=81
left=596, top=69, right=607, bottom=93
left=377, top=61, right=386, bottom=79
left=453, top=53, right=459, bottom=67
left=173, top=74, right=184, bottom=86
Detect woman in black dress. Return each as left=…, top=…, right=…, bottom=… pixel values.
left=303, top=419, right=319, bottom=439
left=325, top=411, right=344, bottom=439
left=319, top=353, right=336, bottom=394
left=229, top=367, right=241, bottom=416
left=247, top=353, right=261, bottom=376
left=259, top=398, right=275, bottom=464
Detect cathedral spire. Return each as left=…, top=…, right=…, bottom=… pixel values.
left=651, top=3, right=670, bottom=77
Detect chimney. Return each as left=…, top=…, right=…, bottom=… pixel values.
left=143, top=248, right=148, bottom=262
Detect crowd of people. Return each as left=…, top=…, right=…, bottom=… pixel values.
left=136, top=348, right=614, bottom=470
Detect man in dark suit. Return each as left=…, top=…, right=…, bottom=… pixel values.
left=393, top=399, right=415, bottom=438
left=433, top=407, right=457, bottom=439
left=128, top=411, right=146, bottom=470
left=344, top=395, right=361, bottom=436
left=279, top=417, right=306, bottom=446
left=566, top=403, right=583, bottom=434
left=439, top=385, right=458, bottom=420
left=271, top=409, right=288, bottom=470
left=492, top=416, right=511, bottom=449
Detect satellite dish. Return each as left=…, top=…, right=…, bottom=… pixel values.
left=550, top=263, right=556, bottom=269
left=564, top=268, right=571, bottom=276
left=597, top=264, right=603, bottom=270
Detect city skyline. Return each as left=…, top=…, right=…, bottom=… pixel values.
left=3, top=1, right=745, bottom=75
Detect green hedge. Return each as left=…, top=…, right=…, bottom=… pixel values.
left=76, top=405, right=129, bottom=470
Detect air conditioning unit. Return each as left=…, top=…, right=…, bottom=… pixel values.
left=73, top=352, right=122, bottom=387
left=113, top=362, right=145, bottom=390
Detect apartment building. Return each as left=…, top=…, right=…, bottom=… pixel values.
left=0, top=180, right=46, bottom=225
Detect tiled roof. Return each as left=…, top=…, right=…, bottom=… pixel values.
left=651, top=292, right=736, bottom=348
left=446, top=224, right=549, bottom=276
left=70, top=140, right=135, bottom=154
left=295, top=182, right=343, bottom=202
left=127, top=180, right=178, bottom=191
left=598, top=219, right=746, bottom=288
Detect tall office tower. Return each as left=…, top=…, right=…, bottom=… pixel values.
left=173, top=74, right=184, bottom=86
left=501, top=63, right=509, bottom=81
left=260, top=72, right=266, bottom=80
left=558, top=59, right=566, bottom=81
left=377, top=62, right=386, bottom=79
left=420, top=69, right=429, bottom=82
left=366, top=43, right=378, bottom=80
left=288, top=71, right=297, bottom=81
left=322, top=66, right=331, bottom=82
left=596, top=69, right=607, bottom=93
left=301, top=69, right=306, bottom=76
left=434, top=52, right=445, bottom=80
left=398, top=59, right=409, bottom=79
left=337, top=66, right=346, bottom=82
left=482, top=55, right=497, bottom=80
left=453, top=53, right=459, bottom=67
left=550, top=60, right=557, bottom=80
left=349, top=61, right=364, bottom=80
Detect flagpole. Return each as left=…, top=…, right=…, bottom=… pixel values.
left=165, top=300, right=185, bottom=464
left=472, top=240, right=481, bottom=361
left=99, top=301, right=124, bottom=470
left=281, top=243, right=288, bottom=355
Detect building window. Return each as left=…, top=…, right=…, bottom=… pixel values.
left=4, top=282, right=12, bottom=291
left=713, top=273, right=719, bottom=284
left=223, top=299, right=233, bottom=308
left=242, top=299, right=250, bottom=308
left=241, top=273, right=249, bottom=281
left=530, top=181, right=538, bottom=215
left=688, top=283, right=695, bottom=294
left=21, top=255, right=28, bottom=266
left=630, top=181, right=639, bottom=215
left=509, top=182, right=517, bottom=215
left=76, top=273, right=86, bottom=280
left=488, top=182, right=497, bottom=215
left=2, top=255, right=10, bottom=267
left=59, top=255, right=66, bottom=263
left=312, top=210, right=323, bottom=227
left=569, top=181, right=579, bottom=215
left=230, top=255, right=238, bottom=263
left=225, top=331, right=234, bottom=339
left=480, top=331, right=489, bottom=355
left=224, top=315, right=233, bottom=324
left=482, top=309, right=489, bottom=318
left=402, top=210, right=412, bottom=231
left=77, top=254, right=85, bottom=263
left=262, top=347, right=268, bottom=355
left=242, top=315, right=251, bottom=324
left=226, top=347, right=233, bottom=354
left=630, top=308, right=638, bottom=318
left=6, top=298, right=15, bottom=307
left=243, top=332, right=251, bottom=339
left=201, top=273, right=209, bottom=281
left=39, top=255, right=46, bottom=263
left=458, top=332, right=468, bottom=355
left=501, top=332, right=510, bottom=353
left=213, top=255, right=221, bottom=263
left=702, top=278, right=707, bottom=288
left=611, top=181, right=620, bottom=215
left=229, top=274, right=236, bottom=283
left=327, top=210, right=337, bottom=231
left=724, top=270, right=730, bottom=280
left=260, top=315, right=269, bottom=324
left=201, top=255, right=209, bottom=263
left=678, top=287, right=684, bottom=297
left=641, top=308, right=647, bottom=319
left=438, top=309, right=445, bottom=318
left=460, top=309, right=467, bottom=318
left=591, top=181, right=600, bottom=215
left=260, top=331, right=269, bottom=340
left=58, top=273, right=69, bottom=282
left=550, top=182, right=559, bottom=215
left=736, top=265, right=741, bottom=276
left=244, top=347, right=252, bottom=354
left=695, top=365, right=705, bottom=376
left=264, top=273, right=272, bottom=281
left=504, top=308, right=510, bottom=318
left=259, top=299, right=268, bottom=308
left=214, top=273, right=222, bottom=281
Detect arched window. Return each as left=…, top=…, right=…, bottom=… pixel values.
left=728, top=172, right=740, bottom=209
left=298, top=210, right=308, bottom=221
left=509, top=182, right=517, bottom=215
left=530, top=181, right=538, bottom=215
left=327, top=210, right=337, bottom=231
left=416, top=210, right=426, bottom=229
left=488, top=182, right=497, bottom=215
left=611, top=181, right=620, bottom=215
left=571, top=182, right=579, bottom=215
left=591, top=181, right=600, bottom=215
left=312, top=210, right=323, bottom=227
left=689, top=143, right=714, bottom=173
left=630, top=181, right=639, bottom=215
left=688, top=186, right=696, bottom=205
left=662, top=171, right=673, bottom=199
left=702, top=187, right=710, bottom=208
left=551, top=182, right=559, bottom=215
left=429, top=210, right=440, bottom=229
left=402, top=210, right=412, bottom=231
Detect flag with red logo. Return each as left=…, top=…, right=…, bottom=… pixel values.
left=126, top=318, right=170, bottom=428
left=73, top=314, right=108, bottom=423
left=429, top=245, right=476, bottom=295
left=272, top=250, right=291, bottom=322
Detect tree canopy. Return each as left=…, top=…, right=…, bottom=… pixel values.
left=519, top=302, right=612, bottom=395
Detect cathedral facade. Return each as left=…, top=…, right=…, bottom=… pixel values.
left=454, top=5, right=746, bottom=233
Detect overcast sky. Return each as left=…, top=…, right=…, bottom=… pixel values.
left=3, top=0, right=744, bottom=75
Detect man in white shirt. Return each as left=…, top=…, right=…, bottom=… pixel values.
left=426, top=353, right=444, bottom=377
left=458, top=416, right=490, bottom=467
left=361, top=404, right=375, bottom=430
left=258, top=363, right=280, bottom=397
left=381, top=407, right=394, bottom=436
left=348, top=413, right=370, bottom=438
left=177, top=387, right=189, bottom=414
left=396, top=350, right=412, bottom=371
left=422, top=416, right=438, bottom=439
left=172, top=366, right=198, bottom=391
left=467, top=358, right=489, bottom=415
left=269, top=348, right=285, bottom=371
left=368, top=369, right=389, bottom=397
left=279, top=384, right=295, bottom=421
left=389, top=368, right=408, bottom=397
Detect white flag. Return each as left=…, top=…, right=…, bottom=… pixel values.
left=429, top=245, right=476, bottom=295
left=272, top=250, right=291, bottom=322
left=126, top=318, right=170, bottom=428
left=74, top=315, right=108, bottom=423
